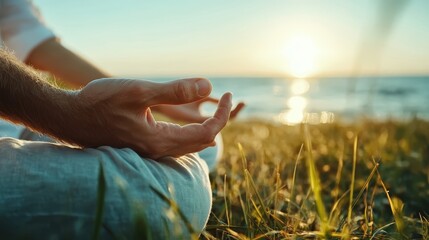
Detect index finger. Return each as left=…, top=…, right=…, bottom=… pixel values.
left=176, top=92, right=232, bottom=145
left=202, top=92, right=233, bottom=133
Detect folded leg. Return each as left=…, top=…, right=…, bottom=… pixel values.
left=0, top=137, right=212, bottom=239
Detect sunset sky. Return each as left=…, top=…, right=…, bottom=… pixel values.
left=34, top=0, right=429, bottom=77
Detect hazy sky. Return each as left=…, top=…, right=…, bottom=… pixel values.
left=34, top=0, right=429, bottom=77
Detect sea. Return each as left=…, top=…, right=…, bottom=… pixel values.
left=153, top=76, right=429, bottom=124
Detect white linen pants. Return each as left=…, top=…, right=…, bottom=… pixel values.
left=0, top=120, right=221, bottom=239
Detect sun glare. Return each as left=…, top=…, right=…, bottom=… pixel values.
left=284, top=36, right=319, bottom=78
left=290, top=78, right=310, bottom=94
left=287, top=96, right=307, bottom=109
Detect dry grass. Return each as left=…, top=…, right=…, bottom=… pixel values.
left=202, top=118, right=429, bottom=239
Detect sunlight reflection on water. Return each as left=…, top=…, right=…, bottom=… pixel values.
left=287, top=96, right=307, bottom=109
left=290, top=78, right=310, bottom=95
left=276, top=78, right=335, bottom=125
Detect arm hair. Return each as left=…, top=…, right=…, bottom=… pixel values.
left=0, top=48, right=78, bottom=139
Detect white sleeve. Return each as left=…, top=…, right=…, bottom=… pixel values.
left=0, top=0, right=56, bottom=61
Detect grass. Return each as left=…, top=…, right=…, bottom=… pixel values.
left=54, top=113, right=428, bottom=239
left=202, top=118, right=429, bottom=239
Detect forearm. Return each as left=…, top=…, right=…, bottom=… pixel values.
left=25, top=38, right=109, bottom=88
left=0, top=49, right=77, bottom=139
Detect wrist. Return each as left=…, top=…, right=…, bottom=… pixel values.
left=47, top=89, right=93, bottom=146
left=28, top=87, right=78, bottom=142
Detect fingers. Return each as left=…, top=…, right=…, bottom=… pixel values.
left=194, top=99, right=244, bottom=123
left=200, top=96, right=219, bottom=104
left=202, top=92, right=233, bottom=133
left=143, top=92, right=233, bottom=159
left=174, top=92, right=232, bottom=144
left=145, top=78, right=212, bottom=106
left=230, top=102, right=245, bottom=120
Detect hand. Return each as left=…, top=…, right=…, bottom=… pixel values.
left=65, top=77, right=233, bottom=159
left=152, top=96, right=245, bottom=123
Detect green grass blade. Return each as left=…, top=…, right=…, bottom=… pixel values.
left=352, top=161, right=379, bottom=209
left=92, top=162, right=106, bottom=240
left=347, top=135, right=358, bottom=227
left=238, top=193, right=250, bottom=229
left=288, top=144, right=303, bottom=214
left=133, top=212, right=153, bottom=240
left=273, top=168, right=281, bottom=228
left=328, top=189, right=350, bottom=227
left=304, top=125, right=329, bottom=234
left=224, top=174, right=231, bottom=226
left=333, top=141, right=345, bottom=203
left=369, top=222, right=395, bottom=240
left=150, top=186, right=196, bottom=236
left=377, top=174, right=406, bottom=236
left=245, top=169, right=271, bottom=224
left=238, top=143, right=253, bottom=236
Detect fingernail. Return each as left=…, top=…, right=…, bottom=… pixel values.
left=225, top=92, right=233, bottom=101
left=196, top=79, right=211, bottom=97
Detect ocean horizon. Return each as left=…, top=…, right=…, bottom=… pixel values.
left=151, top=76, right=429, bottom=124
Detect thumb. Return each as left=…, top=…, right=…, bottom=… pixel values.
left=146, top=78, right=212, bottom=106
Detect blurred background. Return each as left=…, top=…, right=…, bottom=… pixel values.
left=34, top=0, right=429, bottom=123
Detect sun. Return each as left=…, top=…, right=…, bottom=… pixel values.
left=283, top=35, right=319, bottom=78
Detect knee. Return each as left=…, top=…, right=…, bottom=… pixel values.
left=170, top=154, right=213, bottom=233
left=96, top=148, right=213, bottom=238
left=142, top=153, right=213, bottom=238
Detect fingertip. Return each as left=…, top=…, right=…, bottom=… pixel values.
left=234, top=102, right=246, bottom=111
left=221, top=92, right=233, bottom=103
left=195, top=78, right=212, bottom=97
left=230, top=102, right=245, bottom=120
